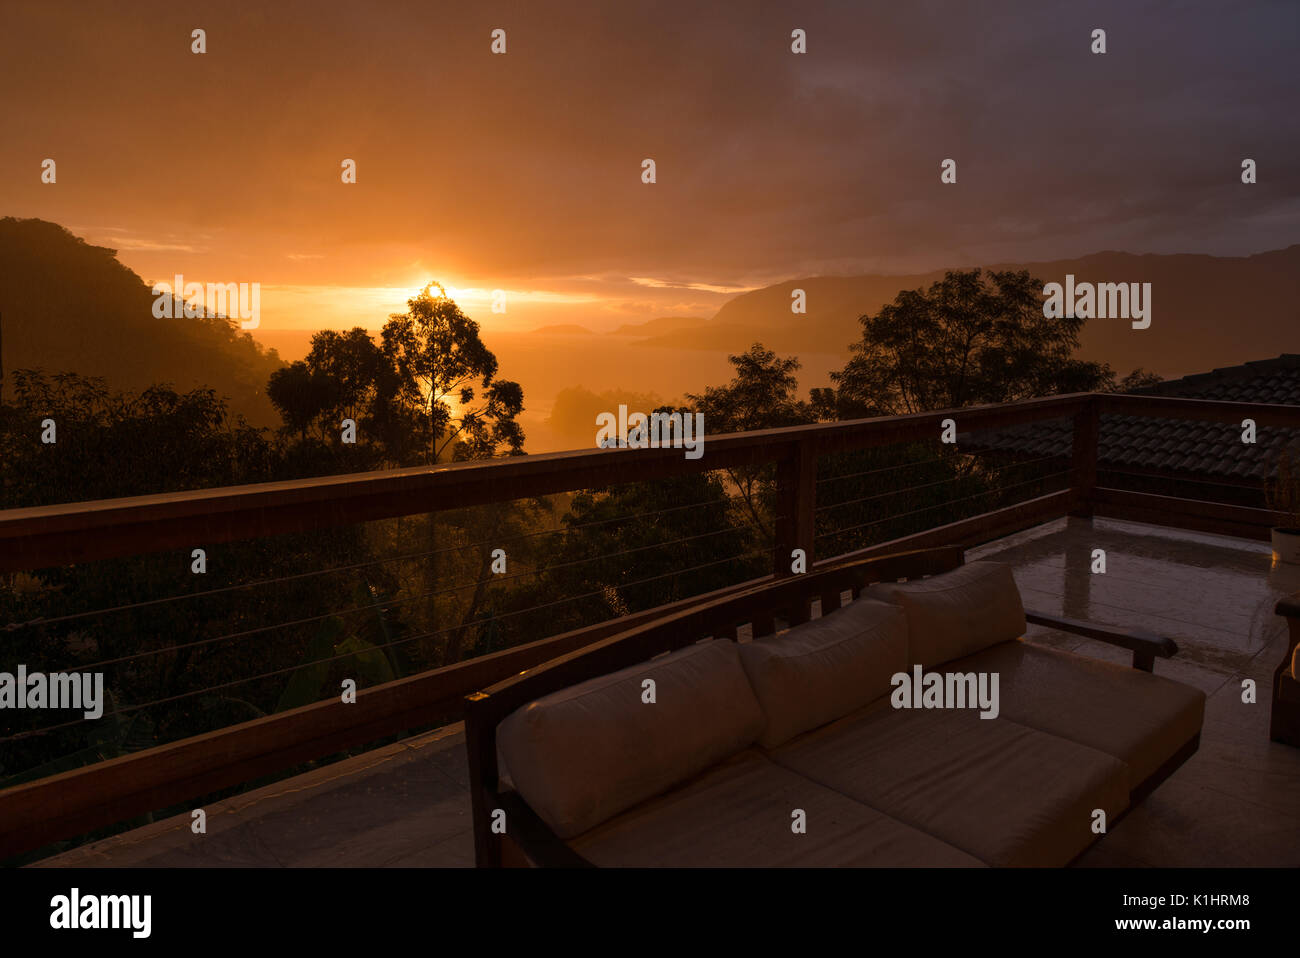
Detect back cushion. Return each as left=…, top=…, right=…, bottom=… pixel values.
left=866, top=560, right=1026, bottom=668
left=497, top=639, right=765, bottom=839
left=739, top=597, right=907, bottom=748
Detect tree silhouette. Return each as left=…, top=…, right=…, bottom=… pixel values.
left=380, top=283, right=524, bottom=463
left=687, top=343, right=816, bottom=546
left=830, top=269, right=1115, bottom=416
left=267, top=360, right=340, bottom=442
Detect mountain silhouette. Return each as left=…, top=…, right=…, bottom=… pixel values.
left=0, top=217, right=283, bottom=424
left=704, top=248, right=1300, bottom=378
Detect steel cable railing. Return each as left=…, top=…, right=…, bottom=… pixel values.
left=1, top=478, right=777, bottom=748
left=814, top=453, right=1067, bottom=515
left=815, top=453, right=1075, bottom=554
left=0, top=541, right=774, bottom=744
left=4, top=446, right=1066, bottom=757
left=1, top=490, right=749, bottom=633
left=4, top=514, right=770, bottom=675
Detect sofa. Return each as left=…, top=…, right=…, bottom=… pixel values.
left=463, top=546, right=1205, bottom=867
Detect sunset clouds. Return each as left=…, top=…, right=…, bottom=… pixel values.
left=2, top=0, right=1295, bottom=332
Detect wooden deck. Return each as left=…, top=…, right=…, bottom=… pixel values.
left=37, top=516, right=1300, bottom=868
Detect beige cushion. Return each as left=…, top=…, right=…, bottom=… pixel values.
left=739, top=598, right=907, bottom=748
left=497, top=639, right=764, bottom=839
left=571, top=749, right=984, bottom=867
left=768, top=700, right=1129, bottom=866
left=867, top=560, right=1026, bottom=668
left=949, top=640, right=1205, bottom=791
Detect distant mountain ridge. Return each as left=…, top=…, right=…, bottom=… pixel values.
left=609, top=316, right=708, bottom=337
left=704, top=248, right=1300, bottom=379
left=527, top=323, right=594, bottom=335
left=519, top=248, right=1300, bottom=380
left=0, top=218, right=284, bottom=425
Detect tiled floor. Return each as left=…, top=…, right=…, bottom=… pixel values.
left=970, top=517, right=1300, bottom=867
left=39, top=516, right=1300, bottom=867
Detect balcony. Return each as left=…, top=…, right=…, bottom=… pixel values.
left=4, top=391, right=1300, bottom=867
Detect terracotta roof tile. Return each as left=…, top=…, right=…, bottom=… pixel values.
left=965, top=355, right=1300, bottom=481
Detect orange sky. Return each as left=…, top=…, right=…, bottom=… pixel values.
left=2, top=1, right=1295, bottom=337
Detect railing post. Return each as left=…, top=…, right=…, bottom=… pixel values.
left=463, top=691, right=502, bottom=868
left=774, top=439, right=816, bottom=578
left=1071, top=396, right=1099, bottom=518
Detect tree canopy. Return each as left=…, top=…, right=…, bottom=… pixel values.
left=828, top=268, right=1132, bottom=417
left=267, top=284, right=525, bottom=468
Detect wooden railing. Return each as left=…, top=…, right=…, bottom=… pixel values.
left=1, top=390, right=1297, bottom=859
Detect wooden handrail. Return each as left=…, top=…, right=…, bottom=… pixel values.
left=0, top=392, right=1094, bottom=573
left=6, top=390, right=1297, bottom=575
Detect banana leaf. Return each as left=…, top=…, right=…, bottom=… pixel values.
left=274, top=615, right=346, bottom=712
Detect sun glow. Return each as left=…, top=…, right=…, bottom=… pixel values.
left=402, top=279, right=471, bottom=306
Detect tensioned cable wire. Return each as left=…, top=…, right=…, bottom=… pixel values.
left=9, top=452, right=1062, bottom=631
left=48, top=516, right=777, bottom=673
left=2, top=491, right=748, bottom=632
left=814, top=470, right=1074, bottom=541
left=814, top=446, right=1068, bottom=488
left=815, top=454, right=1067, bottom=514
left=0, top=544, right=772, bottom=744
left=814, top=454, right=957, bottom=486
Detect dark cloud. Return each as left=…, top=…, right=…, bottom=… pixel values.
left=0, top=0, right=1294, bottom=296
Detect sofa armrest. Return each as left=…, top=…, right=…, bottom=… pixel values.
left=1024, top=609, right=1178, bottom=672
left=493, top=791, right=595, bottom=868
left=465, top=690, right=594, bottom=868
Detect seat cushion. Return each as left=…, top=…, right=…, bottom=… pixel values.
left=739, top=597, right=907, bottom=748
left=767, top=701, right=1129, bottom=867
left=948, top=640, right=1205, bottom=791
left=570, top=749, right=985, bottom=867
left=497, top=639, right=765, bottom=839
left=866, top=560, right=1026, bottom=668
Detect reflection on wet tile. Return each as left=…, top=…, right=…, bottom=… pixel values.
left=984, top=517, right=1281, bottom=657
left=1203, top=682, right=1270, bottom=735
left=1097, top=776, right=1300, bottom=867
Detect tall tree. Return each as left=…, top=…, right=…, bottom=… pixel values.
left=686, top=343, right=816, bottom=539
left=687, top=343, right=814, bottom=433
left=381, top=283, right=524, bottom=463
left=267, top=360, right=340, bottom=442
left=830, top=269, right=1115, bottom=416
left=302, top=328, right=383, bottom=426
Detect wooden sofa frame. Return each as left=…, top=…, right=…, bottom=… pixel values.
left=1271, top=596, right=1300, bottom=747
left=463, top=546, right=1192, bottom=868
